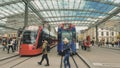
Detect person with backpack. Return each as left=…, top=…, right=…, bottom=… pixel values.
left=38, top=40, right=50, bottom=66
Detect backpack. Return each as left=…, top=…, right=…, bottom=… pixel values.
left=46, top=45, right=50, bottom=52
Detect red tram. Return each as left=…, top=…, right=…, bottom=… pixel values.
left=19, top=26, right=56, bottom=56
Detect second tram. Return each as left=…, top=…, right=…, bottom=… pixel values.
left=57, top=23, right=76, bottom=55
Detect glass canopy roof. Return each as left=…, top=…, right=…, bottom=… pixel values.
left=0, top=0, right=120, bottom=34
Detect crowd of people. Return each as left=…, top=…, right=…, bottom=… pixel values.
left=97, top=39, right=120, bottom=48
left=1, top=37, right=18, bottom=54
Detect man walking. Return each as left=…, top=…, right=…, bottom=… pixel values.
left=38, top=40, right=50, bottom=66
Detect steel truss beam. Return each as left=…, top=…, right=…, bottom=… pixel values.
left=22, top=0, right=46, bottom=23
left=97, top=8, right=120, bottom=25
left=45, top=16, right=102, bottom=19
left=39, top=9, right=109, bottom=14
left=38, top=9, right=120, bottom=17
left=89, top=7, right=120, bottom=29
left=0, top=0, right=22, bottom=7
left=47, top=20, right=95, bottom=23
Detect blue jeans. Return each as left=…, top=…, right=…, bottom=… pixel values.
left=64, top=53, right=71, bottom=68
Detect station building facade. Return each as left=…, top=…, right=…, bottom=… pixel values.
left=79, top=27, right=119, bottom=43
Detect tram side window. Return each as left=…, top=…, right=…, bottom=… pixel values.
left=22, top=32, right=31, bottom=44
left=22, top=31, right=37, bottom=44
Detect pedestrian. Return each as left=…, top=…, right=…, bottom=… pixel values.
left=7, top=38, right=14, bottom=54
left=38, top=40, right=50, bottom=66
left=91, top=40, right=94, bottom=46
left=13, top=38, right=18, bottom=51
left=62, top=38, right=71, bottom=68
left=2, top=37, right=7, bottom=51
left=83, top=40, right=87, bottom=50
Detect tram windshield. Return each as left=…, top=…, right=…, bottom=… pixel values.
left=62, top=31, right=72, bottom=42
left=22, top=30, right=37, bottom=44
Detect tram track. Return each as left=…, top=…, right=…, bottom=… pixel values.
left=0, top=54, right=19, bottom=61
left=0, top=45, right=56, bottom=68
left=9, top=57, right=32, bottom=68
left=0, top=55, right=33, bottom=68
left=60, top=53, right=92, bottom=68
left=76, top=53, right=91, bottom=68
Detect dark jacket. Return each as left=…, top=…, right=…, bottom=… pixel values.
left=63, top=43, right=71, bottom=54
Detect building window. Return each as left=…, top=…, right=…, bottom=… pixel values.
left=112, top=38, right=114, bottom=41
left=111, top=32, right=114, bottom=36
left=101, top=32, right=104, bottom=36
left=106, top=32, right=109, bottom=36
left=101, top=28, right=103, bottom=30
left=107, top=38, right=109, bottom=42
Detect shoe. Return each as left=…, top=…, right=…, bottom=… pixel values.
left=45, top=64, right=49, bottom=66
left=38, top=62, right=42, bottom=65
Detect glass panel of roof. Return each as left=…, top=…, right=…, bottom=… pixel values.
left=40, top=0, right=49, bottom=9
left=57, top=0, right=63, bottom=9
left=0, top=7, right=13, bottom=15
left=11, top=4, right=21, bottom=12
left=45, top=0, right=53, bottom=9
left=40, top=12, right=48, bottom=17
left=45, top=11, right=52, bottom=17
left=0, top=15, right=4, bottom=17
left=68, top=0, right=75, bottom=9
left=51, top=0, right=58, bottom=9
left=0, top=19, right=6, bottom=25
left=74, top=0, right=81, bottom=9
left=0, top=8, right=9, bottom=16
left=31, top=1, right=40, bottom=10
left=0, top=0, right=16, bottom=4
left=51, top=11, right=56, bottom=17
left=56, top=12, right=60, bottom=17
left=6, top=5, right=19, bottom=14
